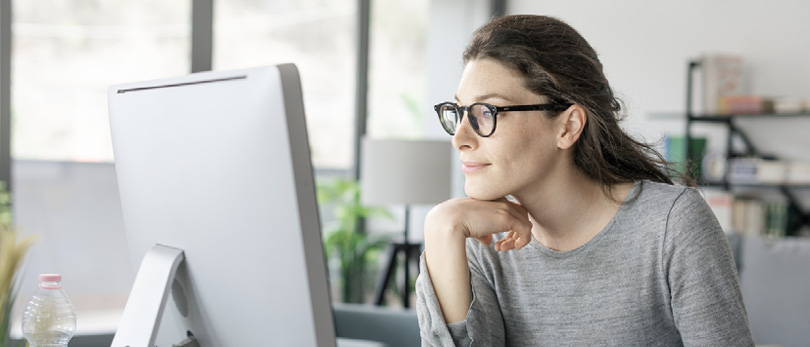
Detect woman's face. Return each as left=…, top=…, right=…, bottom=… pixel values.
left=453, top=58, right=567, bottom=201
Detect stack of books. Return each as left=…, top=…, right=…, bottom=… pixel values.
left=705, top=190, right=789, bottom=237
left=731, top=197, right=788, bottom=237
left=701, top=53, right=810, bottom=115
left=728, top=158, right=810, bottom=185
left=701, top=54, right=744, bottom=115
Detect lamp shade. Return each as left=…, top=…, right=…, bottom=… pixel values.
left=360, top=138, right=453, bottom=205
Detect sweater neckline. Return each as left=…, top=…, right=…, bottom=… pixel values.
left=526, top=180, right=642, bottom=258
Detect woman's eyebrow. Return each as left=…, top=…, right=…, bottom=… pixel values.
left=454, top=93, right=512, bottom=103
left=476, top=93, right=511, bottom=102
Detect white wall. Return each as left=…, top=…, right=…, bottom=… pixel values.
left=507, top=0, right=810, bottom=161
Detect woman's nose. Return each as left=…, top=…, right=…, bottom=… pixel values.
left=452, top=113, right=478, bottom=150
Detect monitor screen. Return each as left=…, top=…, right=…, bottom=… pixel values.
left=107, top=65, right=335, bottom=346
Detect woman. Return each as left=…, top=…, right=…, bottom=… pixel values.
left=415, top=15, right=753, bottom=346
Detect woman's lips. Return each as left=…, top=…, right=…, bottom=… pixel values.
left=462, top=162, right=490, bottom=174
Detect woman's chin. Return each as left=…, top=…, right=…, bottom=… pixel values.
left=464, top=184, right=506, bottom=201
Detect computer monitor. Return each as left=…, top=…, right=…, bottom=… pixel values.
left=107, top=65, right=336, bottom=346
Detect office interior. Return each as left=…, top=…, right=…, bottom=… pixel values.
left=1, top=0, right=809, bottom=346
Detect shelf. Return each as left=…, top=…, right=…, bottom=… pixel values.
left=689, top=112, right=810, bottom=122
left=648, top=112, right=810, bottom=122
left=700, top=181, right=810, bottom=190
left=683, top=59, right=810, bottom=236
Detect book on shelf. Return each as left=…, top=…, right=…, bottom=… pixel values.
left=716, top=95, right=810, bottom=115
left=787, top=161, right=810, bottom=184
left=773, top=97, right=807, bottom=113
left=717, top=95, right=774, bottom=114
left=727, top=157, right=810, bottom=185
left=703, top=189, right=788, bottom=237
left=663, top=135, right=707, bottom=179
left=700, top=54, right=744, bottom=115
left=724, top=196, right=788, bottom=237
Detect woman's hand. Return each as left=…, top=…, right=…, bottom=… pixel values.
left=422, top=196, right=533, bottom=324
left=428, top=197, right=533, bottom=251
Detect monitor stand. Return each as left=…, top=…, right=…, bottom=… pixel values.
left=111, top=244, right=198, bottom=347
left=110, top=245, right=382, bottom=347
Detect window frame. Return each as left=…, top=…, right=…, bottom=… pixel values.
left=1, top=0, right=12, bottom=189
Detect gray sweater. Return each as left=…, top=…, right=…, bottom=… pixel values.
left=415, top=181, right=754, bottom=346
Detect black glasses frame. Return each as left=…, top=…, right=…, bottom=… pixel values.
left=434, top=101, right=573, bottom=137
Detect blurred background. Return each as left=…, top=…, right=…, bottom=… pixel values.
left=2, top=0, right=810, bottom=345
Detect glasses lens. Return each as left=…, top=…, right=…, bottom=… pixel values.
left=439, top=104, right=459, bottom=135
left=470, top=104, right=495, bottom=136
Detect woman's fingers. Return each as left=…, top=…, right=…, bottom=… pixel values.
left=495, top=224, right=533, bottom=252
left=495, top=231, right=511, bottom=251
left=515, top=231, right=532, bottom=249
left=500, top=199, right=533, bottom=249
left=501, top=203, right=532, bottom=252
left=492, top=231, right=512, bottom=252
left=498, top=231, right=519, bottom=251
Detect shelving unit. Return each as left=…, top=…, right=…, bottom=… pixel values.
left=684, top=60, right=810, bottom=235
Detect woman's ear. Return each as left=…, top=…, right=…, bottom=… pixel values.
left=556, top=105, right=586, bottom=149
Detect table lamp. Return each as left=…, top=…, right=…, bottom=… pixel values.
left=360, top=138, right=452, bottom=308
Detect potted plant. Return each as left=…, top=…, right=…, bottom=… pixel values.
left=0, top=182, right=37, bottom=346
left=317, top=178, right=391, bottom=304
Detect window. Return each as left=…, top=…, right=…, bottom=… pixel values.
left=214, top=0, right=357, bottom=169
left=9, top=0, right=193, bottom=318
left=5, top=0, right=435, bottom=314
left=366, top=0, right=429, bottom=139
left=11, top=0, right=190, bottom=162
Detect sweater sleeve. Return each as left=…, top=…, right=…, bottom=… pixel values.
left=415, top=240, right=506, bottom=346
left=664, top=188, right=755, bottom=346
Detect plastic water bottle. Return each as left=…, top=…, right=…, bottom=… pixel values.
left=21, top=274, right=77, bottom=347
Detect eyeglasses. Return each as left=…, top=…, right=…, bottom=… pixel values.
left=434, top=101, right=572, bottom=137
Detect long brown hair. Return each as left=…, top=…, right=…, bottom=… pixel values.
left=463, top=15, right=686, bottom=197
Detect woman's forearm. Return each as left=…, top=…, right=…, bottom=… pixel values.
left=424, top=221, right=473, bottom=324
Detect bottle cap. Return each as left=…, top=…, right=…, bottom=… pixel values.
left=39, top=274, right=62, bottom=282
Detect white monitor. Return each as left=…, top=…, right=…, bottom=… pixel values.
left=107, top=65, right=336, bottom=346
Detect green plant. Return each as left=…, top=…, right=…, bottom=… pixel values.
left=317, top=178, right=392, bottom=304
left=0, top=182, right=36, bottom=347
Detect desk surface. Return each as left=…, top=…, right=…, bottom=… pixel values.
left=11, top=296, right=390, bottom=347
left=337, top=338, right=387, bottom=347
